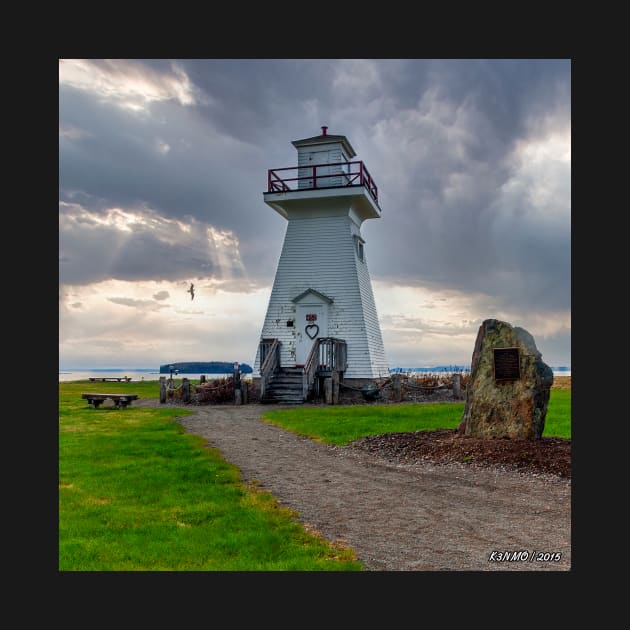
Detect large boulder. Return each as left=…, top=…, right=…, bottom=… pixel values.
left=459, top=319, right=554, bottom=439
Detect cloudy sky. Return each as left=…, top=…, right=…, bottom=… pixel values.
left=59, top=59, right=571, bottom=369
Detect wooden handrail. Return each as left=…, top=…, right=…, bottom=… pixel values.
left=259, top=338, right=280, bottom=399
left=303, top=338, right=321, bottom=400
left=302, top=337, right=348, bottom=401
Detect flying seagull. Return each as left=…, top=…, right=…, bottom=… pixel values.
left=188, top=283, right=195, bottom=300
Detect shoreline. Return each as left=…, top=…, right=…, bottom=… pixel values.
left=552, top=375, right=571, bottom=390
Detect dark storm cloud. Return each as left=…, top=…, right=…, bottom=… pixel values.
left=59, top=86, right=255, bottom=225
left=180, top=59, right=340, bottom=144
left=59, top=202, right=247, bottom=285
left=59, top=59, right=570, bottom=316
left=59, top=75, right=284, bottom=282
left=351, top=59, right=571, bottom=314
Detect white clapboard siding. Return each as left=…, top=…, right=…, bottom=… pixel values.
left=297, top=143, right=346, bottom=189
left=254, top=210, right=389, bottom=378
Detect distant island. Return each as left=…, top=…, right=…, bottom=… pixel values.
left=159, top=361, right=253, bottom=374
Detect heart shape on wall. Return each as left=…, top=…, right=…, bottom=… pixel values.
left=305, top=324, right=319, bottom=339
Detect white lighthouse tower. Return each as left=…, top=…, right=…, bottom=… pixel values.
left=254, top=127, right=389, bottom=402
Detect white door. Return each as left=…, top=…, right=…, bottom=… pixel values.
left=295, top=303, right=328, bottom=365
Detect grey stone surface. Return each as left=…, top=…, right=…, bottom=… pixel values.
left=460, top=319, right=554, bottom=438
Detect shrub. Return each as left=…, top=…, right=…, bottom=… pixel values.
left=193, top=377, right=234, bottom=404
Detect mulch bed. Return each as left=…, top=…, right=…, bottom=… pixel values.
left=349, top=429, right=571, bottom=478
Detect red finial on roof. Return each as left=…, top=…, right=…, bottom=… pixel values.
left=321, top=126, right=328, bottom=136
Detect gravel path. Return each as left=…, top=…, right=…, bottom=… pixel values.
left=151, top=402, right=571, bottom=571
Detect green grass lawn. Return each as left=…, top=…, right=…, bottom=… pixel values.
left=59, top=379, right=570, bottom=571
left=264, top=402, right=465, bottom=445
left=59, top=380, right=361, bottom=571
left=262, top=390, right=571, bottom=444
left=542, top=390, right=571, bottom=438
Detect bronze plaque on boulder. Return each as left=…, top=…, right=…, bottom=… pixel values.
left=493, top=347, right=520, bottom=381
left=461, top=320, right=553, bottom=438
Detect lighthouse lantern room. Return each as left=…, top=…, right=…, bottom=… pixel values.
left=254, top=127, right=389, bottom=403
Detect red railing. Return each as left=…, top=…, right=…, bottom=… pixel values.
left=267, top=160, right=378, bottom=203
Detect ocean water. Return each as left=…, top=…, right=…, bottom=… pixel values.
left=57, top=369, right=249, bottom=383
left=58, top=366, right=570, bottom=382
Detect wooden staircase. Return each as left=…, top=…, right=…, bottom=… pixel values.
left=258, top=337, right=347, bottom=404
left=260, top=367, right=305, bottom=404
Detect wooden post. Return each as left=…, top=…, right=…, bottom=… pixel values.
left=200, top=375, right=206, bottom=384
left=393, top=374, right=402, bottom=402
left=452, top=373, right=461, bottom=399
left=332, top=371, right=339, bottom=404
left=324, top=377, right=333, bottom=404
left=234, top=389, right=242, bottom=405
left=159, top=377, right=166, bottom=403
left=242, top=381, right=248, bottom=404
left=182, top=378, right=190, bottom=403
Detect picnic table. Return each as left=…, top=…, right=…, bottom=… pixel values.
left=82, top=393, right=139, bottom=409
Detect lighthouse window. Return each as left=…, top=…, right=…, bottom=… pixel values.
left=354, top=235, right=365, bottom=262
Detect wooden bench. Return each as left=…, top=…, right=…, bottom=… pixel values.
left=82, top=393, right=139, bottom=409
left=89, top=377, right=132, bottom=382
